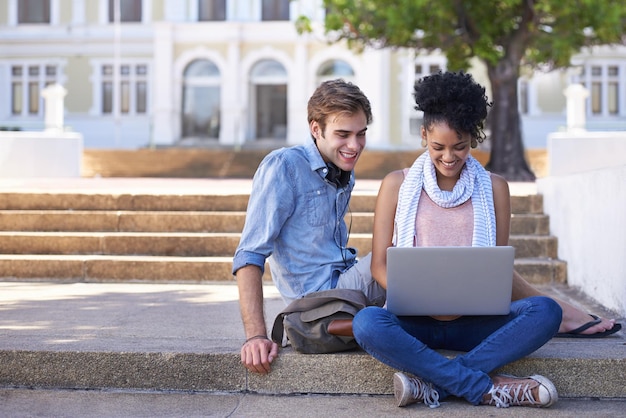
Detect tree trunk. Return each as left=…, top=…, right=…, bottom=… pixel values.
left=485, top=60, right=535, bottom=182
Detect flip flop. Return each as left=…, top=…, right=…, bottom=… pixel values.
left=555, top=314, right=623, bottom=338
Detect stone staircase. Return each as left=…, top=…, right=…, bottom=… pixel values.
left=0, top=184, right=565, bottom=285
left=0, top=178, right=623, bottom=400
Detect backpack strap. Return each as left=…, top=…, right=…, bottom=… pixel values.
left=271, top=310, right=288, bottom=344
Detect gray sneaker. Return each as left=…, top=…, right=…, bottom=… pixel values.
left=483, top=374, right=558, bottom=408
left=393, top=372, right=440, bottom=408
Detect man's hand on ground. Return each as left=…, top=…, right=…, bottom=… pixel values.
left=241, top=337, right=279, bottom=374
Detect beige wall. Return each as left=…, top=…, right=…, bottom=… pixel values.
left=85, top=0, right=99, bottom=24
left=152, top=0, right=165, bottom=21
left=64, top=56, right=92, bottom=113
left=535, top=71, right=567, bottom=113
left=241, top=42, right=294, bottom=59
left=174, top=42, right=229, bottom=61
left=0, top=0, right=7, bottom=25
left=59, top=0, right=72, bottom=25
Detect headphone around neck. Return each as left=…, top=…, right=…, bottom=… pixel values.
left=325, top=162, right=350, bottom=188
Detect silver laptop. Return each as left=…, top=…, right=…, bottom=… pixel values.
left=386, top=246, right=515, bottom=316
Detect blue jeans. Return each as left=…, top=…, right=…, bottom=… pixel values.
left=352, top=296, right=562, bottom=405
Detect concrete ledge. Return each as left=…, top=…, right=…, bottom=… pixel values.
left=0, top=351, right=244, bottom=392
left=0, top=132, right=83, bottom=178
left=1, top=341, right=624, bottom=398
left=82, top=149, right=549, bottom=179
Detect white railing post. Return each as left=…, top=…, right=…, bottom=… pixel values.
left=41, top=83, right=67, bottom=132
left=564, top=84, right=589, bottom=132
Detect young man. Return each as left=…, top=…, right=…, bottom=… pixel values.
left=233, top=79, right=386, bottom=374
left=233, top=79, right=620, bottom=375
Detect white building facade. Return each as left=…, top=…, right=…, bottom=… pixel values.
left=1, top=0, right=626, bottom=149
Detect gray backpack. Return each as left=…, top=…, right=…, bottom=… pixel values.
left=271, top=288, right=369, bottom=354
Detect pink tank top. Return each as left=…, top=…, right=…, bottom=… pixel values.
left=414, top=188, right=474, bottom=247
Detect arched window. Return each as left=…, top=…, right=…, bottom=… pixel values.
left=317, top=60, right=354, bottom=79
left=249, top=59, right=287, bottom=140
left=181, top=59, right=221, bottom=139
left=251, top=59, right=287, bottom=80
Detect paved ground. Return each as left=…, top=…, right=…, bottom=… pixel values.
left=1, top=281, right=621, bottom=355
left=1, top=388, right=626, bottom=418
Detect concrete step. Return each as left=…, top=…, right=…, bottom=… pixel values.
left=509, top=235, right=559, bottom=259
left=0, top=254, right=240, bottom=282
left=513, top=257, right=567, bottom=285
left=0, top=231, right=559, bottom=259
left=0, top=192, right=544, bottom=214
left=0, top=281, right=623, bottom=398
left=0, top=192, right=252, bottom=212
left=0, top=254, right=563, bottom=284
left=0, top=210, right=549, bottom=235
left=511, top=213, right=550, bottom=235
left=0, top=231, right=241, bottom=257
left=345, top=234, right=559, bottom=259
left=0, top=210, right=249, bottom=233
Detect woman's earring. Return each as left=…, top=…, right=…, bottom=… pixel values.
left=471, top=138, right=478, bottom=148
left=421, top=138, right=427, bottom=148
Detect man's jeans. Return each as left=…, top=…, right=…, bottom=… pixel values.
left=352, top=296, right=562, bottom=405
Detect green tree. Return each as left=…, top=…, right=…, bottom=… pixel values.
left=304, top=0, right=626, bottom=181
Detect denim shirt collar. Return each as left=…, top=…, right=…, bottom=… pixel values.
left=304, top=139, right=355, bottom=191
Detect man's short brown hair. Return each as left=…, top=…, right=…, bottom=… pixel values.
left=307, top=79, right=372, bottom=139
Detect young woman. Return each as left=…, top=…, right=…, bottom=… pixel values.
left=352, top=71, right=562, bottom=409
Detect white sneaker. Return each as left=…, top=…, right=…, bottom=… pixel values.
left=483, top=374, right=558, bottom=408
left=393, top=372, right=440, bottom=408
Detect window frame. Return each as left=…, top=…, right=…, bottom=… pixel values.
left=198, top=0, right=227, bottom=21
left=98, top=61, right=150, bottom=116
left=108, top=0, right=143, bottom=23
left=574, top=62, right=625, bottom=118
left=10, top=62, right=58, bottom=118
left=261, top=0, right=290, bottom=21
left=17, top=0, right=51, bottom=24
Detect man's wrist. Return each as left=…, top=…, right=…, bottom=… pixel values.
left=245, top=334, right=270, bottom=344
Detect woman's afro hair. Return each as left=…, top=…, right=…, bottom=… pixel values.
left=414, top=71, right=492, bottom=141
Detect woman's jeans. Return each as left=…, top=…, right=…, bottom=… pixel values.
left=352, top=296, right=562, bottom=405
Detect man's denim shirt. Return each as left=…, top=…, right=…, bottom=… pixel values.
left=232, top=140, right=357, bottom=303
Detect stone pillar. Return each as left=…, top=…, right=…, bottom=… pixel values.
left=151, top=23, right=175, bottom=146
left=41, top=83, right=67, bottom=132
left=564, top=84, right=589, bottom=132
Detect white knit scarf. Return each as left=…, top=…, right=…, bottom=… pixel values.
left=394, top=152, right=496, bottom=247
